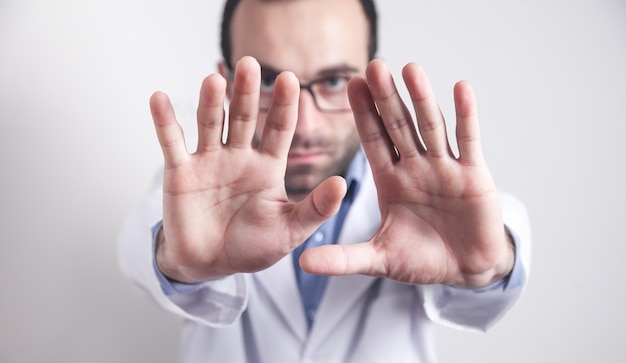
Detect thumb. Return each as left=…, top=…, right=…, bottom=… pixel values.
left=299, top=242, right=385, bottom=276
left=288, top=176, right=346, bottom=247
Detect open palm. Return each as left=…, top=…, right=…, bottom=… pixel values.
left=152, top=57, right=345, bottom=283
left=301, top=60, right=514, bottom=289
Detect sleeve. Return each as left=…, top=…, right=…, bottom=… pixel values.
left=420, top=190, right=532, bottom=332
left=117, top=170, right=249, bottom=327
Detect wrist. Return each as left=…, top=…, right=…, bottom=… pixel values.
left=479, top=226, right=516, bottom=288
left=456, top=226, right=516, bottom=290
left=155, top=225, right=229, bottom=284
left=155, top=226, right=195, bottom=284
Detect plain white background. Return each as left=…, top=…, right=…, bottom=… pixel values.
left=0, top=0, right=624, bottom=362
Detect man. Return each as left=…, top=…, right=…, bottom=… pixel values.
left=119, top=0, right=531, bottom=362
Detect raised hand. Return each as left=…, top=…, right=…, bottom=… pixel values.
left=300, top=60, right=514, bottom=289
left=151, top=57, right=346, bottom=283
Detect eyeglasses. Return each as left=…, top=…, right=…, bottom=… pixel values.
left=258, top=74, right=353, bottom=113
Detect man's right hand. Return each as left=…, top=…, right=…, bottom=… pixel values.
left=150, top=56, right=346, bottom=283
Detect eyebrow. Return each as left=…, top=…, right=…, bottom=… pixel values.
left=259, top=63, right=360, bottom=79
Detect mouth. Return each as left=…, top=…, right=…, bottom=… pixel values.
left=287, top=150, right=326, bottom=165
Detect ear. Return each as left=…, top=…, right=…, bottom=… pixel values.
left=217, top=61, right=234, bottom=102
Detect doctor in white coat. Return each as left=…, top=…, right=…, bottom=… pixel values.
left=119, top=0, right=532, bottom=362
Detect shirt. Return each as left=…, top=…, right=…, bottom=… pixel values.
left=291, top=149, right=365, bottom=328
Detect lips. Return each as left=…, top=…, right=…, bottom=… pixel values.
left=287, top=150, right=326, bottom=164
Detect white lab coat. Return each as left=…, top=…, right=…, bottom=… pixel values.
left=118, top=164, right=531, bottom=363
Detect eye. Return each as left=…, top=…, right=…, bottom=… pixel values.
left=260, top=75, right=276, bottom=93
left=320, top=76, right=349, bottom=92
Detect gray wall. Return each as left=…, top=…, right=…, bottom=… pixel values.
left=1, top=0, right=624, bottom=362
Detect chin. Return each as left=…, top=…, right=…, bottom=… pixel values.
left=286, top=191, right=308, bottom=203
left=285, top=175, right=321, bottom=198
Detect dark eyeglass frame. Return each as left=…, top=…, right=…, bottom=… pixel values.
left=259, top=75, right=354, bottom=114
left=225, top=62, right=358, bottom=114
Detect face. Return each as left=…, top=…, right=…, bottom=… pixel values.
left=224, top=0, right=370, bottom=201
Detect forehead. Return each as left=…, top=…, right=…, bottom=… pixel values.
left=229, top=0, right=370, bottom=78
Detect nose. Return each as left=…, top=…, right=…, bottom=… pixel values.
left=294, top=89, right=318, bottom=137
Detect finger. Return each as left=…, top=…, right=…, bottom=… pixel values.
left=365, top=59, right=422, bottom=160
left=347, top=77, right=396, bottom=171
left=287, top=176, right=346, bottom=247
left=258, top=71, right=300, bottom=158
left=227, top=56, right=261, bottom=149
left=150, top=91, right=188, bottom=168
left=299, top=242, right=385, bottom=276
left=454, top=80, right=484, bottom=164
left=402, top=63, right=451, bottom=158
left=196, top=74, right=227, bottom=153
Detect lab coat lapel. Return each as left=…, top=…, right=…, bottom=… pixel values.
left=254, top=253, right=308, bottom=342
left=306, top=273, right=377, bottom=351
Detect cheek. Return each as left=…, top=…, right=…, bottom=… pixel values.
left=331, top=119, right=361, bottom=160
left=253, top=114, right=267, bottom=144
left=335, top=118, right=359, bottom=147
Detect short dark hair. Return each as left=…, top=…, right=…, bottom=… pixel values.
left=220, top=0, right=378, bottom=70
